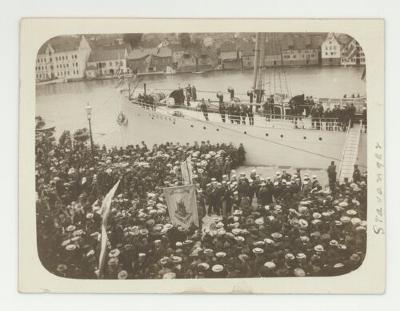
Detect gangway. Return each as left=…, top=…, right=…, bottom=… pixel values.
left=338, top=122, right=362, bottom=182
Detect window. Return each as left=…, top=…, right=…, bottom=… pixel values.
left=109, top=62, right=112, bottom=66
left=77, top=70, right=79, bottom=74
left=76, top=62, right=78, bottom=67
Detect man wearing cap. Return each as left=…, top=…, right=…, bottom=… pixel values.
left=200, top=99, right=209, bottom=121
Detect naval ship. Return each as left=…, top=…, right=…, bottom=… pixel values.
left=116, top=33, right=367, bottom=182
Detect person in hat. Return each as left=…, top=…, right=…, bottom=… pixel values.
left=327, top=161, right=337, bottom=194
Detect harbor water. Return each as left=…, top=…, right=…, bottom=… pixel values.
left=36, top=66, right=366, bottom=137
left=36, top=66, right=366, bottom=178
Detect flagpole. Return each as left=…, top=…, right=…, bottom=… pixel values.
left=96, top=180, right=121, bottom=278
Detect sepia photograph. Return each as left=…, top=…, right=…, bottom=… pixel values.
left=18, top=18, right=385, bottom=294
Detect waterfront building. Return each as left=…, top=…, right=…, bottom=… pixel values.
left=176, top=51, right=197, bottom=72
left=341, top=38, right=366, bottom=66
left=281, top=48, right=319, bottom=66
left=146, top=47, right=173, bottom=72
left=126, top=48, right=156, bottom=74
left=86, top=45, right=130, bottom=78
left=219, top=41, right=242, bottom=70
left=321, top=33, right=342, bottom=66
left=36, top=35, right=91, bottom=82
left=126, top=47, right=174, bottom=73
left=241, top=46, right=255, bottom=69
left=194, top=48, right=217, bottom=71
left=281, top=34, right=320, bottom=66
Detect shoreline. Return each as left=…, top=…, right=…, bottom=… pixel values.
left=35, top=64, right=365, bottom=87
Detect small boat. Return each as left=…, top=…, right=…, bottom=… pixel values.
left=116, top=111, right=128, bottom=126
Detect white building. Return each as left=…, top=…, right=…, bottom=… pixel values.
left=36, top=35, right=91, bottom=82
left=341, top=38, right=366, bottom=66
left=321, top=33, right=341, bottom=66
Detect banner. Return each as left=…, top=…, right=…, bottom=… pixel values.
left=180, top=155, right=193, bottom=185
left=163, top=185, right=199, bottom=229
left=97, top=180, right=120, bottom=278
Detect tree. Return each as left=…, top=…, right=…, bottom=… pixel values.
left=122, top=33, right=143, bottom=48
left=178, top=33, right=192, bottom=48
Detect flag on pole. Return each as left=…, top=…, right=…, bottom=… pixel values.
left=97, top=180, right=120, bottom=278
left=180, top=155, right=193, bottom=185
left=163, top=185, right=199, bottom=229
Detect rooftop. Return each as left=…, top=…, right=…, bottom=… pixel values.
left=127, top=46, right=172, bottom=60
left=38, top=36, right=83, bottom=54
left=88, top=47, right=127, bottom=62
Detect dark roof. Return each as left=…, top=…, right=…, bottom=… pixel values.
left=168, top=44, right=185, bottom=52
left=220, top=41, right=237, bottom=52
left=127, top=46, right=172, bottom=60
left=156, top=47, right=172, bottom=58
left=310, top=35, right=325, bottom=49
left=127, top=48, right=157, bottom=60
left=335, top=33, right=353, bottom=46
left=38, top=36, right=83, bottom=54
left=88, top=47, right=126, bottom=62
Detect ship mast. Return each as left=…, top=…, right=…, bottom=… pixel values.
left=253, top=33, right=266, bottom=97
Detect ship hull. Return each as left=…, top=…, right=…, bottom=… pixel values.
left=119, top=101, right=367, bottom=169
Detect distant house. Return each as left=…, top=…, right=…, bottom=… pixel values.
left=264, top=41, right=282, bottom=67
left=219, top=41, right=241, bottom=70
left=126, top=48, right=156, bottom=73
left=86, top=46, right=129, bottom=78
left=126, top=46, right=173, bottom=73
left=195, top=48, right=217, bottom=71
left=340, top=38, right=365, bottom=66
left=321, top=33, right=342, bottom=66
left=146, top=47, right=173, bottom=72
left=281, top=34, right=320, bottom=66
left=177, top=52, right=197, bottom=72
left=168, top=44, right=186, bottom=67
left=36, top=35, right=91, bottom=82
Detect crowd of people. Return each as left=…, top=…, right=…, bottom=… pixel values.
left=36, top=118, right=367, bottom=280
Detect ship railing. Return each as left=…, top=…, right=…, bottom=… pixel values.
left=255, top=114, right=348, bottom=132
left=131, top=100, right=350, bottom=132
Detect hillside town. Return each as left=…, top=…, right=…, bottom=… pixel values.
left=36, top=32, right=365, bottom=83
